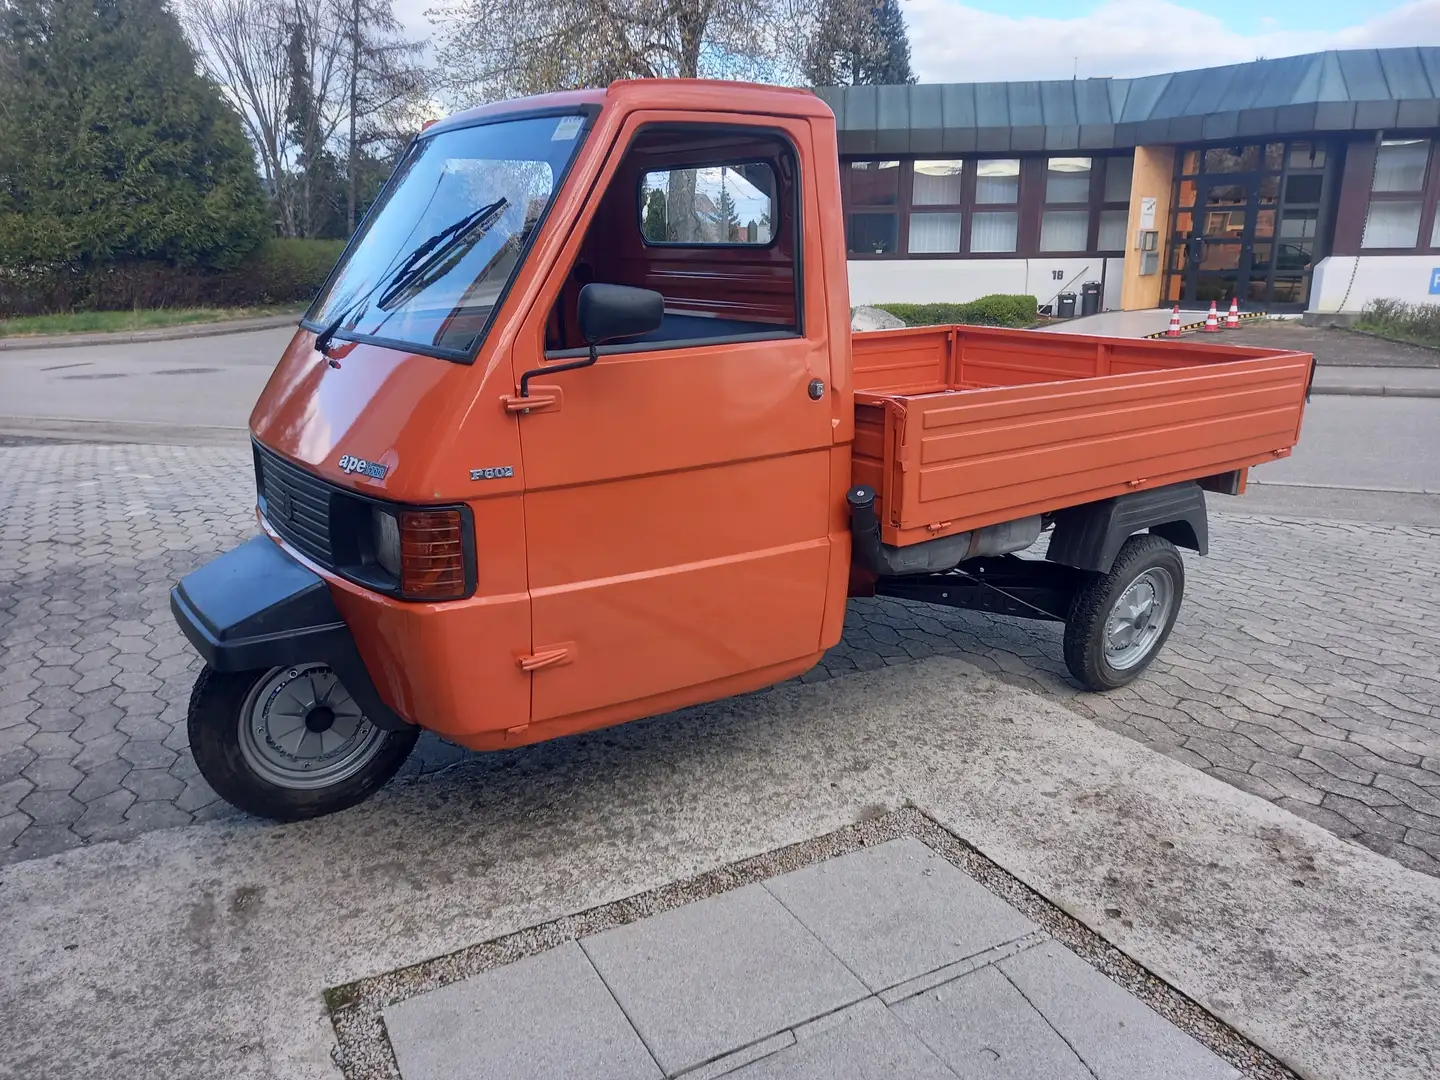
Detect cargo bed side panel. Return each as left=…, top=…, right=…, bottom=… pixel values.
left=881, top=354, right=1312, bottom=546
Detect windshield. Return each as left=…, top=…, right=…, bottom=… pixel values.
left=308, top=113, right=589, bottom=359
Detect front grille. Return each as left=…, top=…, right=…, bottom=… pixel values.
left=254, top=443, right=335, bottom=567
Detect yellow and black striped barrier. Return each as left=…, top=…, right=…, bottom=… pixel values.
left=1144, top=311, right=1268, bottom=339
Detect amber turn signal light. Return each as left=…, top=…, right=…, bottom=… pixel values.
left=398, top=509, right=467, bottom=600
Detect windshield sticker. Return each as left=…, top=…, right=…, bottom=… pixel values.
left=551, top=115, right=583, bottom=142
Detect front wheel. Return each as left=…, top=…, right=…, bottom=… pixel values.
left=1063, top=534, right=1184, bottom=691
left=187, top=662, right=418, bottom=821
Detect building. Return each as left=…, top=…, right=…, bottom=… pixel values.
left=816, top=48, right=1440, bottom=317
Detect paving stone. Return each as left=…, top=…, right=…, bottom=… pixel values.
left=21, top=757, right=83, bottom=793
left=17, top=789, right=84, bottom=826
left=383, top=942, right=661, bottom=1080
left=117, top=739, right=177, bottom=770
left=73, top=789, right=137, bottom=839
left=122, top=768, right=184, bottom=803
left=999, top=943, right=1239, bottom=1080
left=764, top=837, right=1035, bottom=991
left=729, top=998, right=953, bottom=1080
left=581, top=883, right=867, bottom=1074
left=891, top=963, right=1090, bottom=1080
left=121, top=800, right=192, bottom=831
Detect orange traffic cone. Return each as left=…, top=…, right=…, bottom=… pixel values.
left=1165, top=306, right=1182, bottom=336
left=1202, top=301, right=1220, bottom=332
left=1225, top=297, right=1240, bottom=329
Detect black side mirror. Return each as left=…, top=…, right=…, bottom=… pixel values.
left=577, top=283, right=664, bottom=345
left=518, top=283, right=664, bottom=399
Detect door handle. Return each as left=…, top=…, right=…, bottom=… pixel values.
left=502, top=385, right=564, bottom=414
left=517, top=643, right=575, bottom=671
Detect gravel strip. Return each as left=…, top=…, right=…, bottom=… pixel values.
left=326, top=806, right=1299, bottom=1080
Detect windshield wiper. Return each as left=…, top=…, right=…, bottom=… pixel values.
left=376, top=197, right=509, bottom=310
left=311, top=197, right=510, bottom=354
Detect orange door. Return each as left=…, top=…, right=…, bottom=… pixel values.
left=512, top=116, right=835, bottom=728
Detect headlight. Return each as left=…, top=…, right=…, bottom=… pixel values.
left=372, top=508, right=402, bottom=578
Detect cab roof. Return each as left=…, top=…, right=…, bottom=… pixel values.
left=425, top=79, right=833, bottom=138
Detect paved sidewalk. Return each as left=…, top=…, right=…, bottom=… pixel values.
left=5, top=662, right=1436, bottom=1080
left=0, top=312, right=299, bottom=352
left=1310, top=364, right=1440, bottom=397
left=379, top=838, right=1237, bottom=1080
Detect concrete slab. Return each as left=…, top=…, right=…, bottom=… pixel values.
left=579, top=883, right=867, bottom=1075
left=1000, top=942, right=1239, bottom=1080
left=2, top=659, right=1437, bottom=1080
left=381, top=942, right=660, bottom=1080
left=1036, top=309, right=1179, bottom=337
left=723, top=998, right=953, bottom=1080
left=891, top=964, right=1091, bottom=1080
left=764, top=836, right=1035, bottom=991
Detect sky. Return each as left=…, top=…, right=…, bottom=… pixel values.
left=394, top=0, right=1440, bottom=86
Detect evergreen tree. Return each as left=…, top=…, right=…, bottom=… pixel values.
left=642, top=187, right=668, bottom=241
left=0, top=0, right=269, bottom=271
left=805, top=0, right=915, bottom=87
left=713, top=180, right=742, bottom=242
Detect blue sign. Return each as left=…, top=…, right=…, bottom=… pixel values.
left=1430, top=268, right=1440, bottom=295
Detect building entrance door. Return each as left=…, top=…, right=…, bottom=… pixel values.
left=1174, top=175, right=1257, bottom=304
left=1164, top=142, right=1331, bottom=313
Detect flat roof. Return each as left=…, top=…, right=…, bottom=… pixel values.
left=815, top=48, right=1440, bottom=155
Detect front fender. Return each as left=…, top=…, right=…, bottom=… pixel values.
left=170, top=536, right=413, bottom=730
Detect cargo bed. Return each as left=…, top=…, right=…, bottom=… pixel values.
left=851, top=325, right=1313, bottom=547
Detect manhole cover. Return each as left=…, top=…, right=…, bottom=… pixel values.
left=60, top=372, right=128, bottom=380
left=153, top=367, right=220, bottom=376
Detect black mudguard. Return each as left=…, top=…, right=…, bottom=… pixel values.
left=1045, top=481, right=1208, bottom=574
left=170, top=536, right=412, bottom=730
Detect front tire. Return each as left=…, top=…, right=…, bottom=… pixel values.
left=187, top=663, right=418, bottom=821
left=1063, top=534, right=1184, bottom=691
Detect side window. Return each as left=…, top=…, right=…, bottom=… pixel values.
left=544, top=125, right=801, bottom=357
left=640, top=165, right=776, bottom=245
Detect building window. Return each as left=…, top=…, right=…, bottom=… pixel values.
left=844, top=161, right=900, bottom=255
left=1373, top=139, right=1429, bottom=193
left=1362, top=139, right=1432, bottom=250
left=909, top=212, right=963, bottom=253
left=972, top=211, right=1019, bottom=252
left=837, top=152, right=1132, bottom=257
left=913, top=160, right=963, bottom=204
left=1097, top=209, right=1129, bottom=250
left=975, top=159, right=1020, bottom=204
left=1363, top=202, right=1423, bottom=249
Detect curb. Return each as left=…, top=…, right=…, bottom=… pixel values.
left=0, top=313, right=300, bottom=351
left=1309, top=383, right=1440, bottom=398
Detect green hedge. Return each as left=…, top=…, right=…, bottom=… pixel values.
left=0, top=239, right=346, bottom=316
left=874, top=294, right=1039, bottom=329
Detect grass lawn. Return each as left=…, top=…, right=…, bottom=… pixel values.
left=0, top=304, right=305, bottom=339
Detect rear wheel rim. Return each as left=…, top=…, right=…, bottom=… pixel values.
left=1103, top=567, right=1175, bottom=671
left=238, top=664, right=386, bottom=790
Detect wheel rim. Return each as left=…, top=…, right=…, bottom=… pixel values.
left=237, top=664, right=386, bottom=790
left=1103, top=567, right=1175, bottom=671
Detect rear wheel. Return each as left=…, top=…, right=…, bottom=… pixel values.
left=187, top=662, right=418, bottom=821
left=1063, top=534, right=1184, bottom=691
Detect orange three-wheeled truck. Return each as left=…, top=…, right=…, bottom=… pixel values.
left=170, top=80, right=1313, bottom=820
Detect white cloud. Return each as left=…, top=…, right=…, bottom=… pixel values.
left=906, top=0, right=1440, bottom=83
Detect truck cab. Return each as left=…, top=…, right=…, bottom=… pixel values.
left=171, top=81, right=1311, bottom=821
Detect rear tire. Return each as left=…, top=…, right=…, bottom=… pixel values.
left=187, top=663, right=418, bottom=821
left=1063, top=534, right=1184, bottom=691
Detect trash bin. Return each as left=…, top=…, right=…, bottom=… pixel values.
left=1057, top=292, right=1077, bottom=319
left=1081, top=280, right=1102, bottom=316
